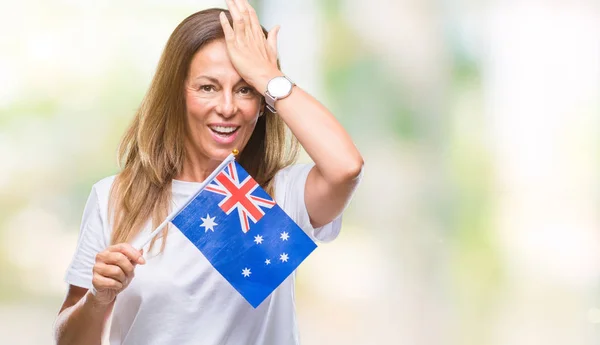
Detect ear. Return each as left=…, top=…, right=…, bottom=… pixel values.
left=259, top=98, right=266, bottom=116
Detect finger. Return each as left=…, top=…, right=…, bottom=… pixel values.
left=266, top=25, right=280, bottom=60
left=225, top=0, right=246, bottom=39
left=233, top=0, right=253, bottom=38
left=103, top=252, right=136, bottom=278
left=93, top=272, right=123, bottom=291
left=238, top=0, right=264, bottom=40
left=94, top=263, right=127, bottom=285
left=109, top=243, right=145, bottom=264
left=219, top=12, right=235, bottom=43
left=244, top=6, right=267, bottom=56
left=247, top=3, right=267, bottom=45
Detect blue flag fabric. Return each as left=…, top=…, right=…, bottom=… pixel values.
left=171, top=159, right=317, bottom=308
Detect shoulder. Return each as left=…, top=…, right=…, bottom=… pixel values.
left=272, top=162, right=344, bottom=243
left=273, top=163, right=314, bottom=188
left=272, top=162, right=314, bottom=206
left=93, top=175, right=117, bottom=192
left=87, top=175, right=117, bottom=212
left=274, top=163, right=313, bottom=188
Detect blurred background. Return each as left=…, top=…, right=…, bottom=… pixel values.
left=1, top=0, right=599, bottom=344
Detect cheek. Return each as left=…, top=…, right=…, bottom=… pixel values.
left=185, top=96, right=213, bottom=121
left=238, top=99, right=261, bottom=121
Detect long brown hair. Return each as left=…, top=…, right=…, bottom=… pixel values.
left=109, top=8, right=299, bottom=251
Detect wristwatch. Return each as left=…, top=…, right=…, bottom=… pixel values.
left=264, top=75, right=295, bottom=113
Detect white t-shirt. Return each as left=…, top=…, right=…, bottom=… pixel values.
left=65, top=163, right=344, bottom=345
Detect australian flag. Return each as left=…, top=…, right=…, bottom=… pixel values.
left=171, top=158, right=317, bottom=308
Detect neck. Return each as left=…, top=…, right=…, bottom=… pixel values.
left=175, top=142, right=220, bottom=183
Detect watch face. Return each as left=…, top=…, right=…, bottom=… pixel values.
left=267, top=76, right=293, bottom=98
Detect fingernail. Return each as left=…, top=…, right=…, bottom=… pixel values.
left=138, top=256, right=145, bottom=264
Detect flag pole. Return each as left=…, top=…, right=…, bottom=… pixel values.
left=131, top=151, right=238, bottom=250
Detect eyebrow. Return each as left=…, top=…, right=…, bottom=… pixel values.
left=194, top=75, right=248, bottom=86
left=194, top=75, right=220, bottom=83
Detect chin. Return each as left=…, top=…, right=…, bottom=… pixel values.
left=207, top=144, right=244, bottom=160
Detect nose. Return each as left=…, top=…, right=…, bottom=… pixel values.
left=215, top=91, right=238, bottom=119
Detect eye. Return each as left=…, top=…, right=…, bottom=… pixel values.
left=200, top=85, right=216, bottom=92
left=238, top=86, right=254, bottom=95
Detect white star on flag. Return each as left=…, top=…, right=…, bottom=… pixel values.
left=242, top=267, right=251, bottom=277
left=265, top=259, right=271, bottom=265
left=280, top=253, right=289, bottom=262
left=200, top=214, right=218, bottom=232
left=280, top=231, right=289, bottom=241
left=254, top=235, right=263, bottom=244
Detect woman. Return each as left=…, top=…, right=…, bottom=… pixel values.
left=53, top=0, right=363, bottom=344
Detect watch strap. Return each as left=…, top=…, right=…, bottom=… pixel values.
left=265, top=92, right=277, bottom=113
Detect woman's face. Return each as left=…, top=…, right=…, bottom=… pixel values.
left=184, top=39, right=262, bottom=163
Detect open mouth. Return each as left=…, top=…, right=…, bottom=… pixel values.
left=209, top=125, right=240, bottom=138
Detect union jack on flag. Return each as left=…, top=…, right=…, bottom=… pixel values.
left=171, top=156, right=317, bottom=308
left=204, top=161, right=276, bottom=233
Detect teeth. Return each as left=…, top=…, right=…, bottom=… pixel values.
left=210, top=126, right=238, bottom=134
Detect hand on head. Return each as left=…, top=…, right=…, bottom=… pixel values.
left=219, top=0, right=281, bottom=94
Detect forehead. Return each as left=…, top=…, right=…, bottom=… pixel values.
left=188, top=39, right=239, bottom=80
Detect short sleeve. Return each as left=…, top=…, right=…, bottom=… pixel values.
left=64, top=184, right=109, bottom=289
left=275, top=163, right=344, bottom=243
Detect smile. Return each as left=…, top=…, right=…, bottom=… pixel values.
left=209, top=125, right=240, bottom=135
left=208, top=125, right=241, bottom=144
